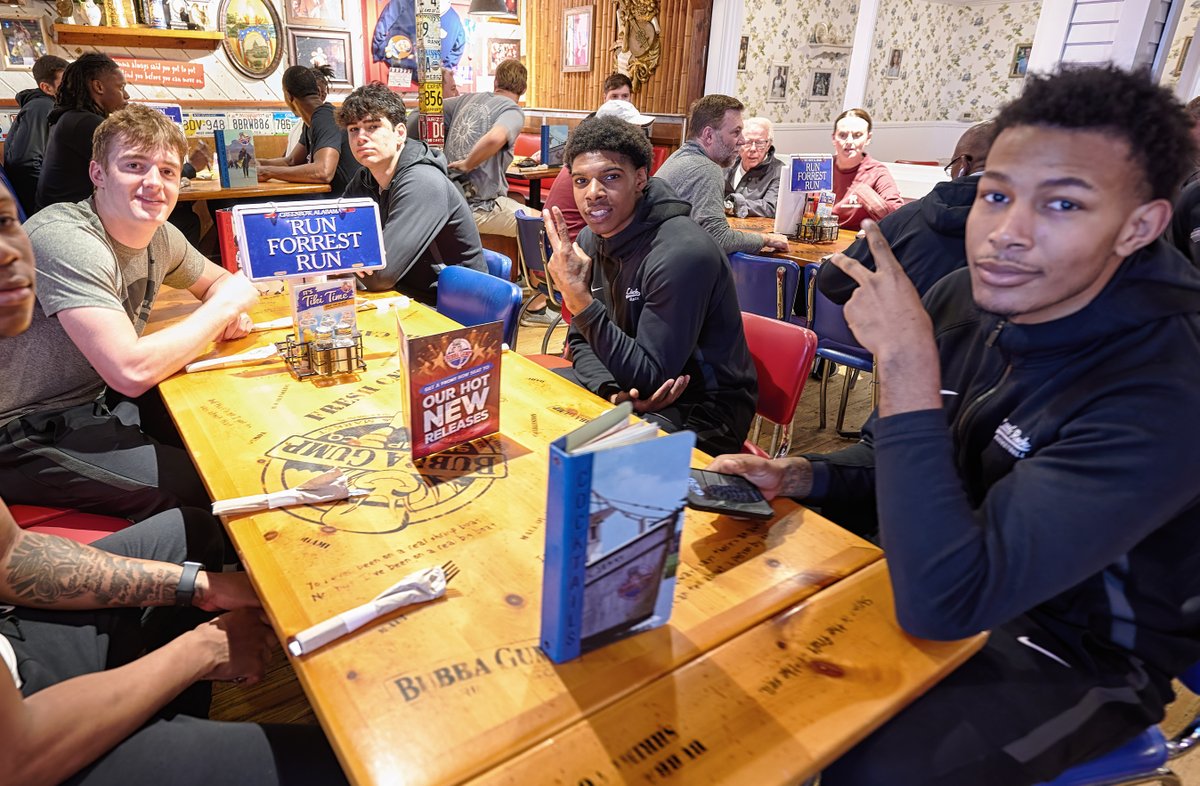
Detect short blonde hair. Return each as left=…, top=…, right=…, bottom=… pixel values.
left=92, top=104, right=186, bottom=170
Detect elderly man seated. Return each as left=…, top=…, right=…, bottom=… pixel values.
left=723, top=116, right=783, bottom=218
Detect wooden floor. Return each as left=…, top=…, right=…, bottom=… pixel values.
left=211, top=319, right=1200, bottom=786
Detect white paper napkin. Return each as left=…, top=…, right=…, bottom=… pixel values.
left=287, top=565, right=448, bottom=656
left=185, top=344, right=279, bottom=373
left=251, top=316, right=294, bottom=332
left=211, top=469, right=364, bottom=515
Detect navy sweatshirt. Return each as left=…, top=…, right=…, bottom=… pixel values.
left=808, top=240, right=1200, bottom=683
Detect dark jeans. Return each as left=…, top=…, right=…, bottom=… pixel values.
left=0, top=389, right=211, bottom=520
left=820, top=617, right=1172, bottom=785
left=4, top=508, right=348, bottom=786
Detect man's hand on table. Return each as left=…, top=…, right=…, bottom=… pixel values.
left=706, top=455, right=814, bottom=501
left=827, top=220, right=942, bottom=417
left=192, top=608, right=275, bottom=685
left=762, top=233, right=790, bottom=252
left=448, top=159, right=470, bottom=173
left=610, top=375, right=690, bottom=414
left=206, top=272, right=260, bottom=341
left=544, top=206, right=595, bottom=315
left=194, top=571, right=262, bottom=612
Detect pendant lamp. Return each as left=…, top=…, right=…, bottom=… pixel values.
left=468, top=0, right=516, bottom=17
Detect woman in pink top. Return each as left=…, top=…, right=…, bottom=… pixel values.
left=830, top=108, right=903, bottom=229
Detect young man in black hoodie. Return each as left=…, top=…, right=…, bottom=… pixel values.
left=3, top=54, right=67, bottom=215
left=338, top=83, right=486, bottom=305
left=546, top=115, right=757, bottom=456
left=710, top=66, right=1200, bottom=785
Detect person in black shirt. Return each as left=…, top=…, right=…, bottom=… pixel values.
left=4, top=54, right=67, bottom=215
left=256, top=65, right=359, bottom=196
left=34, top=53, right=127, bottom=212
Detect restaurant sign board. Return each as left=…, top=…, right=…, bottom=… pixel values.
left=232, top=198, right=388, bottom=280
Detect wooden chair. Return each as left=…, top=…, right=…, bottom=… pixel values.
left=740, top=312, right=818, bottom=458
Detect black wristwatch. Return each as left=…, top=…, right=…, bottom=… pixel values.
left=176, top=561, right=203, bottom=606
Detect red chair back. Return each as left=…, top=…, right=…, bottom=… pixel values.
left=742, top=312, right=818, bottom=425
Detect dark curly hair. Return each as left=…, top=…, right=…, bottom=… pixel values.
left=337, top=83, right=406, bottom=128
left=563, top=116, right=653, bottom=172
left=55, top=53, right=120, bottom=116
left=994, top=65, right=1195, bottom=200
left=282, top=64, right=334, bottom=100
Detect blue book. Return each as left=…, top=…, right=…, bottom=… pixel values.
left=540, top=124, right=568, bottom=167
left=213, top=128, right=257, bottom=188
left=540, top=403, right=695, bottom=663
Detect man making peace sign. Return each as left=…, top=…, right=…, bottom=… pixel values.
left=544, top=115, right=757, bottom=457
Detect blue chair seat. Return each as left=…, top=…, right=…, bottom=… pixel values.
left=1037, top=727, right=1170, bottom=785
left=436, top=266, right=523, bottom=348
left=728, top=252, right=801, bottom=321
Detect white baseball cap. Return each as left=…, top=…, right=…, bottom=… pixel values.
left=595, top=99, right=656, bottom=126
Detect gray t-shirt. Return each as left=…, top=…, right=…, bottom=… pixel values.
left=442, top=92, right=524, bottom=208
left=0, top=200, right=205, bottom=425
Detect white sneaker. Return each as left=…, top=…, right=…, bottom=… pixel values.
left=520, top=309, right=558, bottom=327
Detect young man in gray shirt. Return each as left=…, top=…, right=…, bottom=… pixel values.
left=442, top=58, right=536, bottom=238
left=654, top=95, right=789, bottom=254
left=0, top=105, right=259, bottom=520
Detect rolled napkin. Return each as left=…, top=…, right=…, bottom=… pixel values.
left=185, top=343, right=279, bottom=373
left=360, top=295, right=410, bottom=314
left=251, top=316, right=294, bottom=332
left=287, top=565, right=448, bottom=656
left=211, top=469, right=364, bottom=515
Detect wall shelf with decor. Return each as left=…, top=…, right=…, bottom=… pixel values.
left=53, top=24, right=223, bottom=50
left=805, top=43, right=853, bottom=57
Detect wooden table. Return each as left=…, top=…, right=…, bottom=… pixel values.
left=150, top=291, right=980, bottom=785
left=177, top=178, right=332, bottom=202
left=730, top=216, right=858, bottom=264
left=505, top=165, right=561, bottom=211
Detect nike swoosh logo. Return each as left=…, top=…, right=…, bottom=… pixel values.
left=1016, top=635, right=1071, bottom=668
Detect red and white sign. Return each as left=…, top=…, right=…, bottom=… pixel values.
left=114, top=58, right=205, bottom=89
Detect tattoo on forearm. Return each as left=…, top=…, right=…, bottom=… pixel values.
left=780, top=461, right=814, bottom=499
left=5, top=533, right=177, bottom=607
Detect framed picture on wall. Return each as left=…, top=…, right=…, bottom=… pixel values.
left=809, top=70, right=832, bottom=102
left=767, top=63, right=789, bottom=103
left=1009, top=43, right=1032, bottom=78
left=486, top=38, right=520, bottom=75
left=285, top=0, right=346, bottom=30
left=563, top=5, right=593, bottom=73
left=0, top=18, right=47, bottom=69
left=1176, top=36, right=1193, bottom=77
left=737, top=35, right=748, bottom=72
left=884, top=48, right=903, bottom=79
left=220, top=0, right=284, bottom=79
left=290, top=28, right=353, bottom=88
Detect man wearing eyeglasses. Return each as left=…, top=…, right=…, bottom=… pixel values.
left=817, top=120, right=996, bottom=304
left=723, top=117, right=783, bottom=218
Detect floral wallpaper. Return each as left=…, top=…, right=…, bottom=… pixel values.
left=1161, top=0, right=1200, bottom=91
left=864, top=0, right=1042, bottom=122
left=735, top=0, right=861, bottom=124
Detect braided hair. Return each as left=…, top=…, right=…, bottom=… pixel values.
left=55, top=53, right=120, bottom=116
left=281, top=64, right=334, bottom=101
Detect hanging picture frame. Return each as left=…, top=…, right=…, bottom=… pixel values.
left=220, top=0, right=284, bottom=79
left=0, top=17, right=48, bottom=69
left=766, top=62, right=789, bottom=103
left=563, top=5, right=592, bottom=73
left=284, top=0, right=345, bottom=29
left=1009, top=43, right=1032, bottom=78
left=289, top=27, right=353, bottom=89
left=489, top=0, right=518, bottom=24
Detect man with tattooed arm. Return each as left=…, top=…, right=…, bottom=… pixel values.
left=0, top=181, right=347, bottom=785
